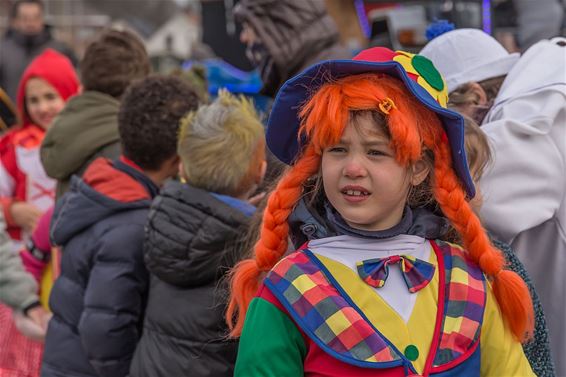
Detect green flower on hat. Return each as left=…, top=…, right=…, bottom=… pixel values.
left=393, top=51, right=448, bottom=108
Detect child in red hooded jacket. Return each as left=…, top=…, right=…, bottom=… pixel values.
left=0, top=48, right=79, bottom=377
left=0, top=48, right=79, bottom=246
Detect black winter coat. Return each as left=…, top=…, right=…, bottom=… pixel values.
left=129, top=181, right=250, bottom=377
left=41, top=158, right=158, bottom=377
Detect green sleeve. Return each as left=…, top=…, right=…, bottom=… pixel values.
left=235, top=297, right=307, bottom=377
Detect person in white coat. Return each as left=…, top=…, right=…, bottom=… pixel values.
left=420, top=29, right=566, bottom=377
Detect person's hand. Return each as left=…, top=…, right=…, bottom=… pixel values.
left=13, top=309, right=49, bottom=342
left=27, top=305, right=52, bottom=333
left=247, top=192, right=266, bottom=207
left=9, top=202, right=42, bottom=232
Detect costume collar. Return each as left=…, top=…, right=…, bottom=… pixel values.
left=288, top=198, right=450, bottom=246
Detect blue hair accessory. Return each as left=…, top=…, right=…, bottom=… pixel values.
left=425, top=20, right=455, bottom=41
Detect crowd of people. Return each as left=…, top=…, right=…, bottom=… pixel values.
left=0, top=0, right=564, bottom=376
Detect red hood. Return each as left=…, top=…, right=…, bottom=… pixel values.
left=16, top=48, right=80, bottom=127
left=82, top=158, right=151, bottom=203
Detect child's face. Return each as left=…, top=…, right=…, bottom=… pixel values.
left=321, top=114, right=418, bottom=232
left=25, top=77, right=65, bottom=130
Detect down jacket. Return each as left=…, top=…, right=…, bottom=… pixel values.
left=41, top=158, right=158, bottom=377
left=130, top=181, right=250, bottom=377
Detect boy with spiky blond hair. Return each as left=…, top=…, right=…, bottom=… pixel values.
left=130, top=91, right=266, bottom=377
left=177, top=90, right=267, bottom=201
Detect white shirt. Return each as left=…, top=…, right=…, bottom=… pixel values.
left=309, top=234, right=431, bottom=322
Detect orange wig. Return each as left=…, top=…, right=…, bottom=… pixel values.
left=227, top=74, right=534, bottom=342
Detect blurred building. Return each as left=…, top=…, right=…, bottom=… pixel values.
left=0, top=0, right=188, bottom=59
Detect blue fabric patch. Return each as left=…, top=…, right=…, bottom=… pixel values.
left=211, top=193, right=255, bottom=217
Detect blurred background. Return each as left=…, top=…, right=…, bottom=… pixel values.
left=0, top=0, right=563, bottom=117
left=2, top=0, right=564, bottom=73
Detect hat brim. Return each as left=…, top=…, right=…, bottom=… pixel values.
left=266, top=59, right=475, bottom=198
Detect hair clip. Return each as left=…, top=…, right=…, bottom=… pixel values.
left=378, top=97, right=396, bottom=115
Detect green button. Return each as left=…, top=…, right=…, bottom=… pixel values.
left=404, top=344, right=419, bottom=361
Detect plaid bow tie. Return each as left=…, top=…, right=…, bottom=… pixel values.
left=356, top=255, right=435, bottom=293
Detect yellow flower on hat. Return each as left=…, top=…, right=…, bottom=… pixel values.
left=393, top=50, right=448, bottom=108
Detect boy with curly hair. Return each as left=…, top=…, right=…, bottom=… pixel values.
left=41, top=76, right=200, bottom=377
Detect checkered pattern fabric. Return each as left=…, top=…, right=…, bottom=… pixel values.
left=433, top=241, right=486, bottom=366
left=356, top=255, right=436, bottom=293
left=266, top=241, right=486, bottom=369
left=267, top=251, right=401, bottom=363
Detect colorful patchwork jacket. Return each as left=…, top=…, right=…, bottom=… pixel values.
left=235, top=239, right=534, bottom=376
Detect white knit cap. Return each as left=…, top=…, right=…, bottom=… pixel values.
left=420, top=28, right=520, bottom=92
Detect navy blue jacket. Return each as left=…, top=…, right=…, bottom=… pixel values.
left=41, top=158, right=158, bottom=377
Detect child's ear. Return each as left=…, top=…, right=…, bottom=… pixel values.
left=469, top=82, right=488, bottom=106
left=168, top=155, right=181, bottom=178
left=178, top=160, right=187, bottom=181
left=256, top=160, right=267, bottom=186
left=410, top=159, right=430, bottom=186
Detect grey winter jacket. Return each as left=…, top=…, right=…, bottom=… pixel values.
left=0, top=213, right=39, bottom=311
left=0, top=26, right=77, bottom=101
left=130, top=181, right=249, bottom=377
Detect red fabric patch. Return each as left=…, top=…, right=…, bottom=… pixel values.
left=406, top=72, right=419, bottom=83
left=82, top=158, right=150, bottom=203
left=353, top=47, right=398, bottom=63
left=465, top=287, right=485, bottom=306
left=302, top=285, right=328, bottom=307
left=303, top=340, right=407, bottom=377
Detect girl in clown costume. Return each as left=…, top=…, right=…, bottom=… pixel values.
left=227, top=47, right=535, bottom=376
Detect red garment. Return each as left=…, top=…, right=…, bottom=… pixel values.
left=82, top=157, right=151, bottom=202
left=16, top=49, right=79, bottom=128
left=0, top=49, right=79, bottom=241
left=0, top=305, right=42, bottom=377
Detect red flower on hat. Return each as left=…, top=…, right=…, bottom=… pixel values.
left=393, top=51, right=448, bottom=108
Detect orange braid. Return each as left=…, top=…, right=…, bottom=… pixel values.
left=431, top=139, right=534, bottom=341
left=227, top=145, right=321, bottom=336
left=386, top=89, right=534, bottom=341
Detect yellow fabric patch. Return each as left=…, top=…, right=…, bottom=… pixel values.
left=292, top=273, right=317, bottom=293
left=443, top=315, right=463, bottom=333
left=315, top=246, right=439, bottom=374
left=393, top=51, right=419, bottom=76
left=480, top=281, right=535, bottom=376
left=392, top=50, right=449, bottom=108
left=450, top=266, right=469, bottom=285
left=39, top=260, right=53, bottom=311
left=326, top=309, right=351, bottom=335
